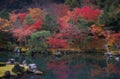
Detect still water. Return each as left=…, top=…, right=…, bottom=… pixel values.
left=1, top=52, right=120, bottom=79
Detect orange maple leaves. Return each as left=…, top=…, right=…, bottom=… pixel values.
left=9, top=8, right=45, bottom=42
left=0, top=18, right=11, bottom=31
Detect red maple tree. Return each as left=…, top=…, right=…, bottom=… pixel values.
left=47, top=37, right=68, bottom=48
left=71, top=6, right=101, bottom=21
left=53, top=4, right=69, bottom=18
left=12, top=29, right=32, bottom=42
left=18, top=13, right=27, bottom=23
left=29, top=19, right=42, bottom=30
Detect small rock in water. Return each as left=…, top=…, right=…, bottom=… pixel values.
left=115, top=57, right=119, bottom=61
left=34, top=70, right=43, bottom=75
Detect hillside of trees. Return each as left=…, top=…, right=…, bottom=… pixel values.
left=0, top=0, right=120, bottom=52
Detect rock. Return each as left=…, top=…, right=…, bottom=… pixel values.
left=22, top=60, right=27, bottom=66
left=27, top=64, right=43, bottom=75
left=6, top=59, right=15, bottom=65
left=4, top=71, right=11, bottom=76
left=104, top=52, right=113, bottom=58
left=34, top=70, right=43, bottom=75
left=3, top=71, right=11, bottom=79
left=28, top=64, right=37, bottom=72
left=115, top=57, right=119, bottom=61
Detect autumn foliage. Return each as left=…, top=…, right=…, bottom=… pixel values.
left=18, top=13, right=27, bottom=22
left=0, top=1, right=120, bottom=79
left=47, top=37, right=68, bottom=48
left=9, top=8, right=44, bottom=42
left=12, top=29, right=32, bottom=42
left=0, top=18, right=10, bottom=31
left=0, top=4, right=120, bottom=50
left=70, top=6, right=101, bottom=22
left=53, top=4, right=69, bottom=18
left=28, top=19, right=42, bottom=30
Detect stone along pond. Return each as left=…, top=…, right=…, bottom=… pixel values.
left=0, top=52, right=120, bottom=79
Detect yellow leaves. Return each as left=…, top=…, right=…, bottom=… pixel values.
left=105, top=32, right=116, bottom=46
left=90, top=24, right=116, bottom=46
left=29, top=8, right=46, bottom=19
left=108, top=40, right=114, bottom=46
left=91, top=24, right=104, bottom=34
left=96, top=27, right=102, bottom=33
left=9, top=11, right=18, bottom=22
left=59, top=15, right=70, bottom=23
left=0, top=18, right=11, bottom=31
left=108, top=6, right=120, bottom=18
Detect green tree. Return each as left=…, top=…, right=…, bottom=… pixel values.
left=96, top=0, right=120, bottom=10
left=42, top=14, right=58, bottom=33
left=12, top=63, right=25, bottom=74
left=77, top=17, right=94, bottom=30
left=0, top=9, right=9, bottom=19
left=28, top=30, right=51, bottom=52
left=98, top=6, right=120, bottom=31
left=23, top=14, right=36, bottom=25
left=65, top=0, right=81, bottom=8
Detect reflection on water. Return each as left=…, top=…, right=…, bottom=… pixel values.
left=1, top=53, right=120, bottom=79
left=20, top=53, right=120, bottom=79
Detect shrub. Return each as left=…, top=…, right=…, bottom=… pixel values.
left=12, top=63, right=25, bottom=74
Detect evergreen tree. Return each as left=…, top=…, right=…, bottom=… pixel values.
left=42, top=15, right=58, bottom=33
left=98, top=0, right=120, bottom=31
left=28, top=31, right=51, bottom=52
left=65, top=0, right=81, bottom=8
left=23, top=14, right=36, bottom=25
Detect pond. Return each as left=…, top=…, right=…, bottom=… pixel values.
left=0, top=52, right=120, bottom=79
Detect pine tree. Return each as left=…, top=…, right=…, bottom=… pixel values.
left=23, top=14, right=36, bottom=25
left=42, top=15, right=58, bottom=33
